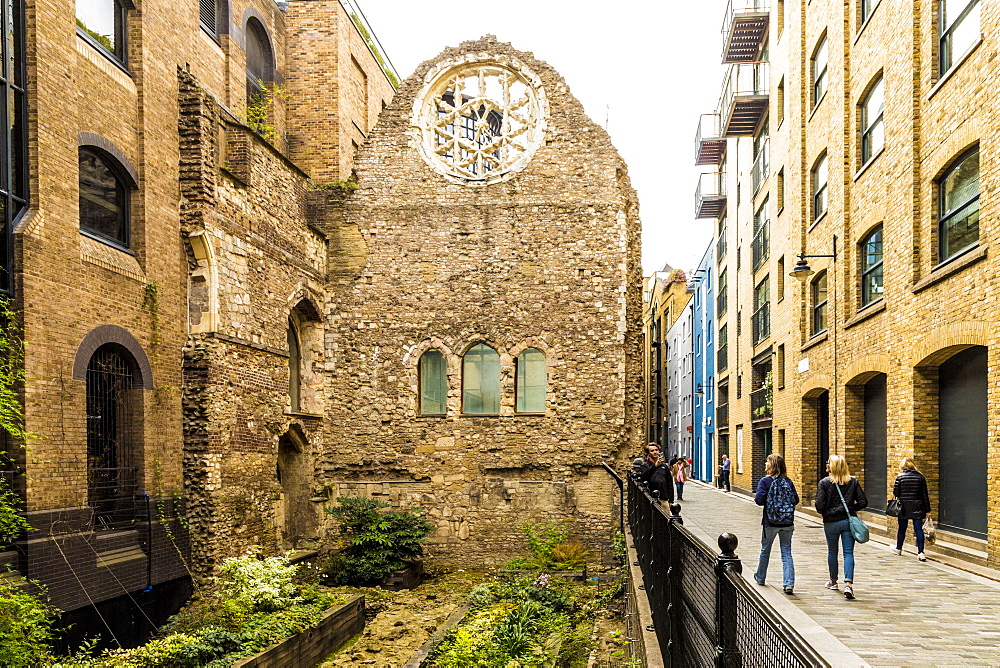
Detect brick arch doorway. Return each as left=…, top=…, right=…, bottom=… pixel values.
left=277, top=424, right=317, bottom=549
left=800, top=389, right=830, bottom=500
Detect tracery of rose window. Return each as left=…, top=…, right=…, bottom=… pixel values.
left=415, top=60, right=547, bottom=184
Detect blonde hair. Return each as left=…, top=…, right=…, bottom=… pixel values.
left=899, top=457, right=920, bottom=473
left=827, top=455, right=852, bottom=485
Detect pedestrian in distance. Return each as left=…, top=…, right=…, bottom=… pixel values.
left=718, top=454, right=731, bottom=492
left=892, top=457, right=932, bottom=562
left=754, top=454, right=799, bottom=595
left=672, top=456, right=688, bottom=501
left=815, top=455, right=868, bottom=600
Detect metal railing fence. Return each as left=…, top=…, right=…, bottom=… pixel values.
left=627, top=475, right=828, bottom=667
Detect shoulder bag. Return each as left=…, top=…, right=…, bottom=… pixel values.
left=835, top=480, right=870, bottom=543
left=886, top=497, right=903, bottom=518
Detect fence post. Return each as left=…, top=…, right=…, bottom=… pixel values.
left=714, top=532, right=742, bottom=668
left=665, top=503, right=683, bottom=665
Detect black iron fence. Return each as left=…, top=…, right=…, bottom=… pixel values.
left=627, top=475, right=828, bottom=667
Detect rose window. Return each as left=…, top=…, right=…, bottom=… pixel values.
left=415, top=60, right=547, bottom=184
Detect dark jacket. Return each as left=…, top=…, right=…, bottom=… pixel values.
left=648, top=464, right=675, bottom=504
left=892, top=468, right=931, bottom=520
left=815, top=477, right=868, bottom=524
left=755, top=475, right=800, bottom=527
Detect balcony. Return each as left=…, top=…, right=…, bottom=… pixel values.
left=719, top=63, right=769, bottom=137
left=722, top=0, right=770, bottom=64
left=751, top=386, right=772, bottom=421
left=695, top=113, right=726, bottom=166
left=696, top=172, right=727, bottom=219
left=752, top=138, right=769, bottom=193
left=717, top=402, right=730, bottom=430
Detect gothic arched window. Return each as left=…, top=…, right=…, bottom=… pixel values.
left=515, top=348, right=546, bottom=413
left=419, top=350, right=447, bottom=415
left=462, top=343, right=500, bottom=414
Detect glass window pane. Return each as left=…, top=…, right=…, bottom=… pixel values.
left=516, top=348, right=546, bottom=413
left=942, top=199, right=980, bottom=258
left=79, top=149, right=127, bottom=245
left=420, top=350, right=447, bottom=415
left=463, top=343, right=500, bottom=414
left=942, top=149, right=979, bottom=214
left=77, top=0, right=117, bottom=53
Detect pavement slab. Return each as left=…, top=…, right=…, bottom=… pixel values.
left=674, top=481, right=1000, bottom=667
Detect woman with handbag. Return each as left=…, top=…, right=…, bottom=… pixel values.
left=815, top=455, right=868, bottom=600
left=891, top=457, right=931, bottom=561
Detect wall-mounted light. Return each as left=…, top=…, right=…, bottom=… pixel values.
left=789, top=235, right=838, bottom=282
left=695, top=384, right=705, bottom=396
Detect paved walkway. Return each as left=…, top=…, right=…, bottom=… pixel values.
left=676, top=481, right=1000, bottom=667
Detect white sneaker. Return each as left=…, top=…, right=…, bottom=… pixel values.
left=918, top=552, right=927, bottom=562
left=892, top=548, right=902, bottom=555
left=824, top=580, right=838, bottom=590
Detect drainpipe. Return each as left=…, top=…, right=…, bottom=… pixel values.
left=600, top=462, right=624, bottom=534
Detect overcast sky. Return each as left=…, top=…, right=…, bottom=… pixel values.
left=357, top=0, right=730, bottom=276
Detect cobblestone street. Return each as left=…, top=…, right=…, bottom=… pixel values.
left=676, top=481, right=1000, bottom=666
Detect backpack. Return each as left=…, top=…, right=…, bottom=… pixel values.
left=765, top=476, right=796, bottom=525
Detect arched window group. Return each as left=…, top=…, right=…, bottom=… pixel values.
left=418, top=343, right=548, bottom=416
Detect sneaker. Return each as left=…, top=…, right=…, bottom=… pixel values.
left=824, top=580, right=838, bottom=590
left=918, top=552, right=927, bottom=562
left=754, top=577, right=765, bottom=586
left=892, top=548, right=902, bottom=555
left=844, top=585, right=855, bottom=600
left=783, top=587, right=794, bottom=595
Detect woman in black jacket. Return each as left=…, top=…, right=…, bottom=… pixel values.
left=815, top=455, right=868, bottom=600
left=892, top=457, right=931, bottom=561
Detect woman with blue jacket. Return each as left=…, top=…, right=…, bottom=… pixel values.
left=753, top=454, right=799, bottom=595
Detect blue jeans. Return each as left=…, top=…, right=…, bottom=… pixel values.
left=754, top=525, right=794, bottom=588
left=896, top=517, right=925, bottom=553
left=675, top=481, right=685, bottom=499
left=823, top=519, right=855, bottom=583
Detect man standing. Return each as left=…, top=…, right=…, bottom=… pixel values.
left=719, top=454, right=732, bottom=492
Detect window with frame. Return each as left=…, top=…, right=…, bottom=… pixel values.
left=246, top=17, right=274, bottom=103
left=717, top=213, right=728, bottom=260
left=515, top=348, right=546, bottom=413
left=938, top=146, right=979, bottom=262
left=419, top=349, right=447, bottom=415
left=777, top=77, right=785, bottom=126
left=0, top=0, right=26, bottom=293
left=812, top=271, right=828, bottom=335
left=76, top=0, right=128, bottom=64
left=861, top=0, right=880, bottom=25
left=939, top=0, right=980, bottom=75
left=752, top=277, right=770, bottom=344
left=200, top=0, right=222, bottom=37
left=752, top=198, right=769, bottom=269
left=861, top=75, right=885, bottom=164
left=717, top=267, right=728, bottom=316
left=462, top=343, right=500, bottom=414
left=861, top=225, right=884, bottom=306
left=812, top=35, right=828, bottom=107
left=812, top=153, right=828, bottom=221
left=79, top=147, right=131, bottom=249
left=718, top=324, right=728, bottom=371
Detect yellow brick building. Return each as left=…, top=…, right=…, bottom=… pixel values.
left=642, top=266, right=692, bottom=450
left=693, top=0, right=999, bottom=567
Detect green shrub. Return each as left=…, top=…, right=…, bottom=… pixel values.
left=324, top=497, right=435, bottom=585
left=216, top=548, right=302, bottom=614
left=0, top=579, right=59, bottom=667
left=508, top=522, right=592, bottom=571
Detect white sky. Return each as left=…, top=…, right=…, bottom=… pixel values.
left=357, top=0, right=730, bottom=276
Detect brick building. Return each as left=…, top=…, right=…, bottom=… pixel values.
left=642, top=267, right=691, bottom=451
left=685, top=0, right=1000, bottom=567
left=2, top=0, right=395, bottom=645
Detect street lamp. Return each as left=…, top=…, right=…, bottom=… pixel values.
left=789, top=235, right=837, bottom=282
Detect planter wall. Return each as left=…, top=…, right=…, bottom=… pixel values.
left=232, top=594, right=365, bottom=668
left=381, top=561, right=423, bottom=591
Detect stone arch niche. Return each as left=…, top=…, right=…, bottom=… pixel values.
left=288, top=296, right=323, bottom=415
left=276, top=423, right=317, bottom=550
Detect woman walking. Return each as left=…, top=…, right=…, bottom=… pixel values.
left=753, top=454, right=799, bottom=594
left=892, top=457, right=931, bottom=561
left=815, top=455, right=868, bottom=600
left=672, top=457, right=688, bottom=501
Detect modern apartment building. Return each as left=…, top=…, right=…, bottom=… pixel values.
left=691, top=0, right=999, bottom=567
left=690, top=245, right=716, bottom=483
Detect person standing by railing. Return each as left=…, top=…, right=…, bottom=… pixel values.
left=891, top=457, right=931, bottom=562
left=753, top=454, right=799, bottom=595
left=815, top=455, right=868, bottom=600
left=718, top=453, right=731, bottom=492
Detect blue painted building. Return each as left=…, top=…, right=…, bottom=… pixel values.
left=690, top=243, right=715, bottom=483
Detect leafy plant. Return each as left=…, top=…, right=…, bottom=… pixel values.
left=324, top=497, right=435, bottom=585
left=243, top=82, right=289, bottom=143
left=507, top=522, right=591, bottom=571
left=0, top=476, right=29, bottom=545
left=0, top=578, right=59, bottom=667
left=348, top=13, right=399, bottom=88
left=215, top=548, right=302, bottom=614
